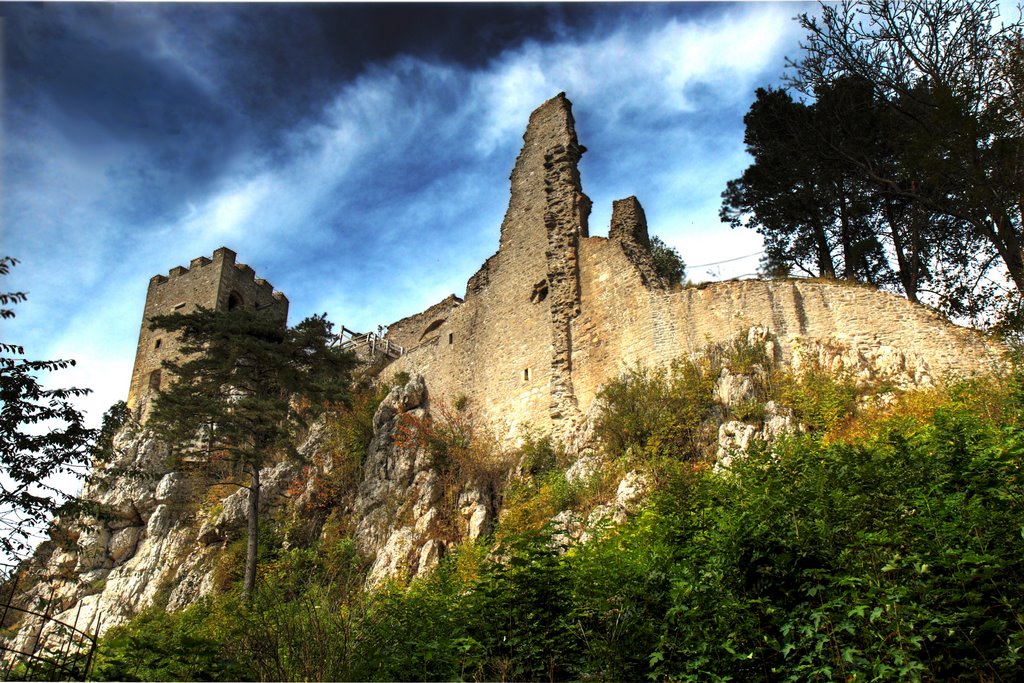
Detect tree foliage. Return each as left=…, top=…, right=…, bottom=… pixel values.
left=0, top=257, right=95, bottom=562
left=649, top=236, right=687, bottom=286
left=725, top=0, right=1024, bottom=324
left=147, top=308, right=357, bottom=593
left=90, top=362, right=1024, bottom=681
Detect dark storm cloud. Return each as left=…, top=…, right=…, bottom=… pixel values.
left=0, top=2, right=661, bottom=228
left=2, top=2, right=805, bottom=426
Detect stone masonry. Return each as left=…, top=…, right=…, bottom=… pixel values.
left=385, top=294, right=464, bottom=350
left=122, top=94, right=1002, bottom=441
left=384, top=93, right=1003, bottom=440
left=126, top=247, right=288, bottom=417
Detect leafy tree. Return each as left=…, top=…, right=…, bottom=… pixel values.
left=0, top=257, right=95, bottom=563
left=147, top=308, right=357, bottom=594
left=722, top=78, right=951, bottom=296
left=723, top=86, right=841, bottom=280
left=786, top=0, right=1024, bottom=319
left=649, top=236, right=686, bottom=286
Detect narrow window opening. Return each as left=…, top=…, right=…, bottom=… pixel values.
left=154, top=339, right=162, bottom=349
left=448, top=332, right=454, bottom=345
left=523, top=368, right=530, bottom=382
left=530, top=280, right=549, bottom=304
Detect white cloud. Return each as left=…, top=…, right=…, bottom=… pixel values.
left=471, top=4, right=794, bottom=147
left=11, top=3, right=806, bottom=459
left=185, top=174, right=274, bottom=241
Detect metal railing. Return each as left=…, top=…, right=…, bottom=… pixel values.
left=0, top=574, right=101, bottom=682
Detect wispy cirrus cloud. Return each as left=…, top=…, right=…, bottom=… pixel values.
left=4, top=2, right=806, bottom=427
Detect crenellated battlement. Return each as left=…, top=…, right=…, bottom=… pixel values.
left=127, top=246, right=289, bottom=415
left=233, top=262, right=256, bottom=279
left=145, top=248, right=288, bottom=302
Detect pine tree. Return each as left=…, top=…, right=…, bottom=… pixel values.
left=147, top=308, right=357, bottom=594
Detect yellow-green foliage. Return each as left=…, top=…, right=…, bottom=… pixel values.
left=210, top=538, right=247, bottom=593
left=321, top=382, right=390, bottom=469
left=90, top=362, right=1024, bottom=683
left=596, top=360, right=717, bottom=461
left=497, top=466, right=619, bottom=541
left=777, top=364, right=859, bottom=436
left=596, top=332, right=778, bottom=462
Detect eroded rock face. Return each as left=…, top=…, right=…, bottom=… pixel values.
left=7, top=426, right=203, bottom=649
left=7, top=419, right=314, bottom=649
left=352, top=374, right=500, bottom=586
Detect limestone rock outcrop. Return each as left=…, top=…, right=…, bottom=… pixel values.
left=352, top=374, right=499, bottom=585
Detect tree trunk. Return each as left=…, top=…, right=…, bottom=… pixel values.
left=812, top=212, right=836, bottom=279
left=244, top=463, right=260, bottom=596
left=884, top=196, right=920, bottom=303
left=981, top=210, right=1024, bottom=296
left=837, top=185, right=858, bottom=281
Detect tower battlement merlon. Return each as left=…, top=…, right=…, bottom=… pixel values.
left=252, top=277, right=286, bottom=303
left=150, top=248, right=231, bottom=286
left=233, top=262, right=256, bottom=279
left=212, top=246, right=237, bottom=265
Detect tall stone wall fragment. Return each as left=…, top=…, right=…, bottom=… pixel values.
left=386, top=93, right=1002, bottom=441
left=387, top=93, right=595, bottom=437
left=608, top=196, right=664, bottom=288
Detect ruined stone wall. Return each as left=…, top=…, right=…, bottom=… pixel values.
left=126, top=247, right=288, bottom=414
left=571, top=240, right=1002, bottom=412
left=386, top=94, right=589, bottom=438
left=386, top=294, right=463, bottom=350
left=384, top=93, right=1002, bottom=442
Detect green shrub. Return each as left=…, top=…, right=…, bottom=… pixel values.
left=595, top=358, right=718, bottom=461
left=778, top=365, right=858, bottom=435
left=517, top=428, right=563, bottom=476
left=650, top=235, right=686, bottom=286
left=90, top=603, right=242, bottom=681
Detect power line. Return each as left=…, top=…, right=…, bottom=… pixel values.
left=688, top=250, right=764, bottom=269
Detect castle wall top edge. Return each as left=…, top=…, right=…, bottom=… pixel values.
left=148, top=246, right=282, bottom=295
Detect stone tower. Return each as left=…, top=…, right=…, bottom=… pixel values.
left=126, top=247, right=289, bottom=416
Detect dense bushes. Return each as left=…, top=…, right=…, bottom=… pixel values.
left=594, top=333, right=777, bottom=463
left=89, top=362, right=1024, bottom=681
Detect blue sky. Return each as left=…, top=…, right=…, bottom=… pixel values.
left=2, top=2, right=813, bottom=427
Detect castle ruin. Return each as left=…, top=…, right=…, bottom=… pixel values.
left=5, top=93, right=1006, bottom=655
left=379, top=93, right=1001, bottom=440
left=127, top=93, right=1000, bottom=441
